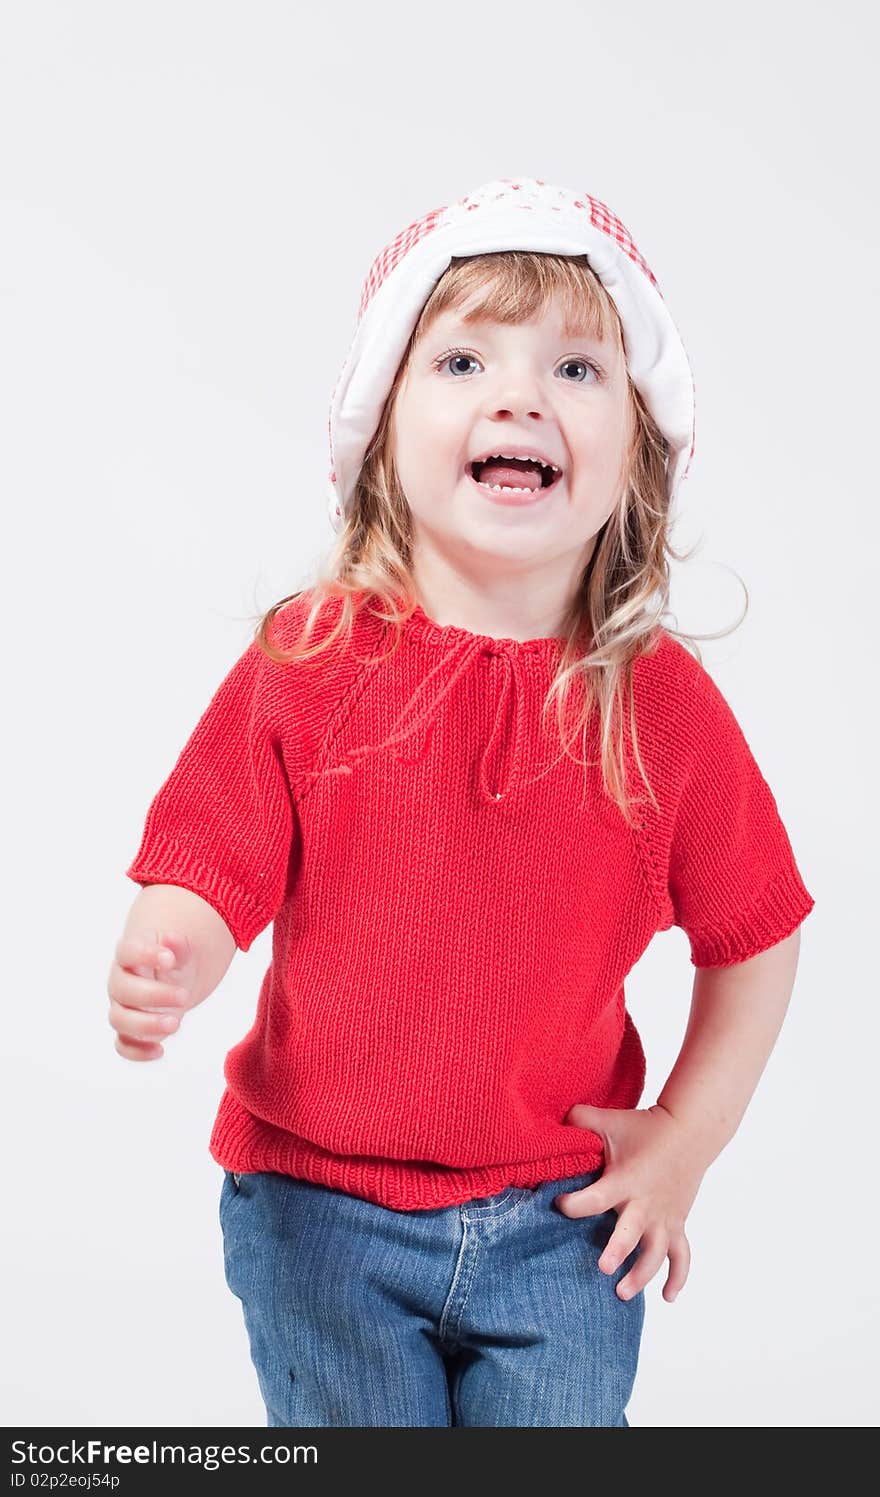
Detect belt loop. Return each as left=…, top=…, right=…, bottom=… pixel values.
left=233, top=1171, right=242, bottom=1188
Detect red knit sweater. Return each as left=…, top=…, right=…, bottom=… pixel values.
left=125, top=592, right=815, bottom=1210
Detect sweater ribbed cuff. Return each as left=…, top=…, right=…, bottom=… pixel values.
left=125, top=833, right=271, bottom=952
left=687, top=860, right=816, bottom=969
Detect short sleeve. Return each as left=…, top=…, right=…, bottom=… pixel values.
left=666, top=671, right=815, bottom=969
left=125, top=638, right=296, bottom=952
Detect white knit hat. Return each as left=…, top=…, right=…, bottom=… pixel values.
left=326, top=176, right=695, bottom=531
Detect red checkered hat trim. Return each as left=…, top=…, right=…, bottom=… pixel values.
left=358, top=207, right=448, bottom=321
left=357, top=179, right=659, bottom=323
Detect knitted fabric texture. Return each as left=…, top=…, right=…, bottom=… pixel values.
left=125, top=593, right=815, bottom=1210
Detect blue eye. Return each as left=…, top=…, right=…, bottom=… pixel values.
left=433, top=349, right=481, bottom=376
left=432, top=347, right=602, bottom=381
left=557, top=359, right=600, bottom=382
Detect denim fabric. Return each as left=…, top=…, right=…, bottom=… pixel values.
left=219, top=1166, right=644, bottom=1427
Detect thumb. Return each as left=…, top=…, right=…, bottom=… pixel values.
left=564, top=1102, right=612, bottom=1135
left=154, top=929, right=192, bottom=971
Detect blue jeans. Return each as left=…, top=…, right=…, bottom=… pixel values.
left=219, top=1166, right=645, bottom=1427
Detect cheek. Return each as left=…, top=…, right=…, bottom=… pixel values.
left=568, top=421, right=630, bottom=492
left=564, top=455, right=627, bottom=536
left=396, top=418, right=467, bottom=500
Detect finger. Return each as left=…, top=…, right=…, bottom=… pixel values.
left=662, top=1232, right=691, bottom=1303
left=114, top=935, right=177, bottom=976
left=564, top=1103, right=609, bottom=1134
left=554, top=1179, right=617, bottom=1218
left=150, top=930, right=191, bottom=971
left=617, top=1233, right=668, bottom=1300
left=598, top=1207, right=645, bottom=1274
left=110, top=967, right=189, bottom=1010
left=108, top=999, right=182, bottom=1041
left=114, top=1032, right=165, bottom=1062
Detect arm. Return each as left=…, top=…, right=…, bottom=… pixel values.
left=655, top=927, right=802, bottom=1168
left=558, top=928, right=805, bottom=1301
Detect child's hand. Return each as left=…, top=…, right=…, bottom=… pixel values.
left=556, top=1102, right=707, bottom=1303
left=106, top=930, right=198, bottom=1062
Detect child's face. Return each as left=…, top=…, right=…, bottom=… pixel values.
left=390, top=289, right=633, bottom=585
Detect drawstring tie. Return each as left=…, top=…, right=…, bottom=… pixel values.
left=319, top=634, right=540, bottom=805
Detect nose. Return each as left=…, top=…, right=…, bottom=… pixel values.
left=483, top=364, right=550, bottom=423
left=491, top=404, right=543, bottom=421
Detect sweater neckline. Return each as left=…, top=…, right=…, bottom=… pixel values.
left=403, top=602, right=567, bottom=659
left=319, top=594, right=577, bottom=804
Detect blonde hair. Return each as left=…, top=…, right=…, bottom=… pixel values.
left=250, top=251, right=745, bottom=826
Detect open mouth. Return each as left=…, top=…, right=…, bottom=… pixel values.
left=468, top=457, right=563, bottom=498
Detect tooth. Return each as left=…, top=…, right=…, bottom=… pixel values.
left=472, top=452, right=560, bottom=472
left=478, top=480, right=536, bottom=493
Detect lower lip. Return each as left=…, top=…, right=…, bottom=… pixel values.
left=467, top=471, right=562, bottom=507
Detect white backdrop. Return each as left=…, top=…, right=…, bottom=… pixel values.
left=2, top=0, right=875, bottom=1429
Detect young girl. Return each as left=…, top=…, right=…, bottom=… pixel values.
left=111, top=177, right=815, bottom=1428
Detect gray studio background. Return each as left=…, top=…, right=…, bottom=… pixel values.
left=2, top=0, right=875, bottom=1428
